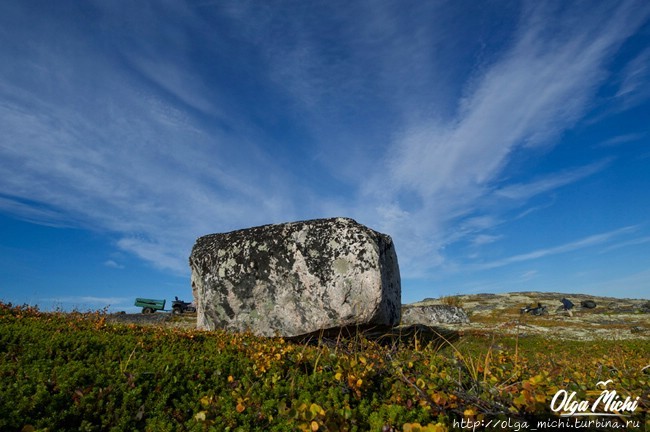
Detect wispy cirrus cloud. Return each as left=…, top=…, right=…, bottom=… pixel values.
left=598, top=236, right=650, bottom=254
left=598, top=132, right=646, bottom=147
left=475, top=226, right=638, bottom=270
left=615, top=48, right=650, bottom=105
left=0, top=1, right=307, bottom=273
left=0, top=0, right=648, bottom=283
left=472, top=234, right=503, bottom=246
left=519, top=270, right=539, bottom=282
left=360, top=1, right=650, bottom=276
left=103, top=260, right=124, bottom=269
left=493, top=160, right=610, bottom=201
left=44, top=296, right=129, bottom=306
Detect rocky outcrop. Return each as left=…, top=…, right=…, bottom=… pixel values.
left=408, top=292, right=650, bottom=340
left=189, top=217, right=401, bottom=337
left=400, top=305, right=470, bottom=326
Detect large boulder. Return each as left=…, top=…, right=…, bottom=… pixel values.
left=189, top=217, right=401, bottom=337
left=400, top=305, right=469, bottom=326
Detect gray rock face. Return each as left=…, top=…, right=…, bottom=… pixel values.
left=400, top=305, right=469, bottom=325
left=189, top=217, right=401, bottom=337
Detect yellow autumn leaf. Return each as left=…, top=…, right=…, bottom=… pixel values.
left=236, top=403, right=245, bottom=413
left=529, top=374, right=544, bottom=384
left=463, top=408, right=477, bottom=417
left=513, top=394, right=527, bottom=408
left=309, top=403, right=324, bottom=417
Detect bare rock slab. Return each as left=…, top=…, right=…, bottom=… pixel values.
left=189, top=217, right=401, bottom=337
left=400, top=305, right=470, bottom=326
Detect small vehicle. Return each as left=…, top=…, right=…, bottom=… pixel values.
left=172, top=296, right=196, bottom=315
left=134, top=298, right=166, bottom=314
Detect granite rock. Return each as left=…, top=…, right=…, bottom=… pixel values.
left=189, top=217, right=401, bottom=337
left=400, top=305, right=470, bottom=325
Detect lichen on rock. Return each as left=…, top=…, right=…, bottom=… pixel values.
left=400, top=305, right=470, bottom=326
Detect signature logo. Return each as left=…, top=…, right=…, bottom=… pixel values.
left=550, top=379, right=640, bottom=417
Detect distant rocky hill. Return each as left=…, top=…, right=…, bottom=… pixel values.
left=409, top=291, right=650, bottom=340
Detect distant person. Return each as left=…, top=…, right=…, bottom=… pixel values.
left=561, top=298, right=574, bottom=317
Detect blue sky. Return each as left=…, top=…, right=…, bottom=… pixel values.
left=1, top=1, right=649, bottom=312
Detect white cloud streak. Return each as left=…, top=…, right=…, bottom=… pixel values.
left=493, top=161, right=610, bottom=201
left=475, top=226, right=638, bottom=270
left=103, top=260, right=124, bottom=269
left=599, top=236, right=650, bottom=254
left=44, top=296, right=129, bottom=306
left=472, top=234, right=503, bottom=246
left=361, top=1, right=650, bottom=276
left=615, top=48, right=650, bottom=101
left=598, top=133, right=646, bottom=147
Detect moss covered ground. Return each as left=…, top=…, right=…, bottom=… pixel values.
left=0, top=302, right=647, bottom=431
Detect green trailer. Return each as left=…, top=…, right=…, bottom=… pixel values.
left=134, top=298, right=166, bottom=314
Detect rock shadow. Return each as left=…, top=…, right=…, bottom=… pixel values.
left=286, top=324, right=460, bottom=350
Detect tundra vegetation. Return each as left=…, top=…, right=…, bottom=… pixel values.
left=0, top=302, right=647, bottom=431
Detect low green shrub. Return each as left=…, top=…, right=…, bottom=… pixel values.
left=0, top=302, right=647, bottom=431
